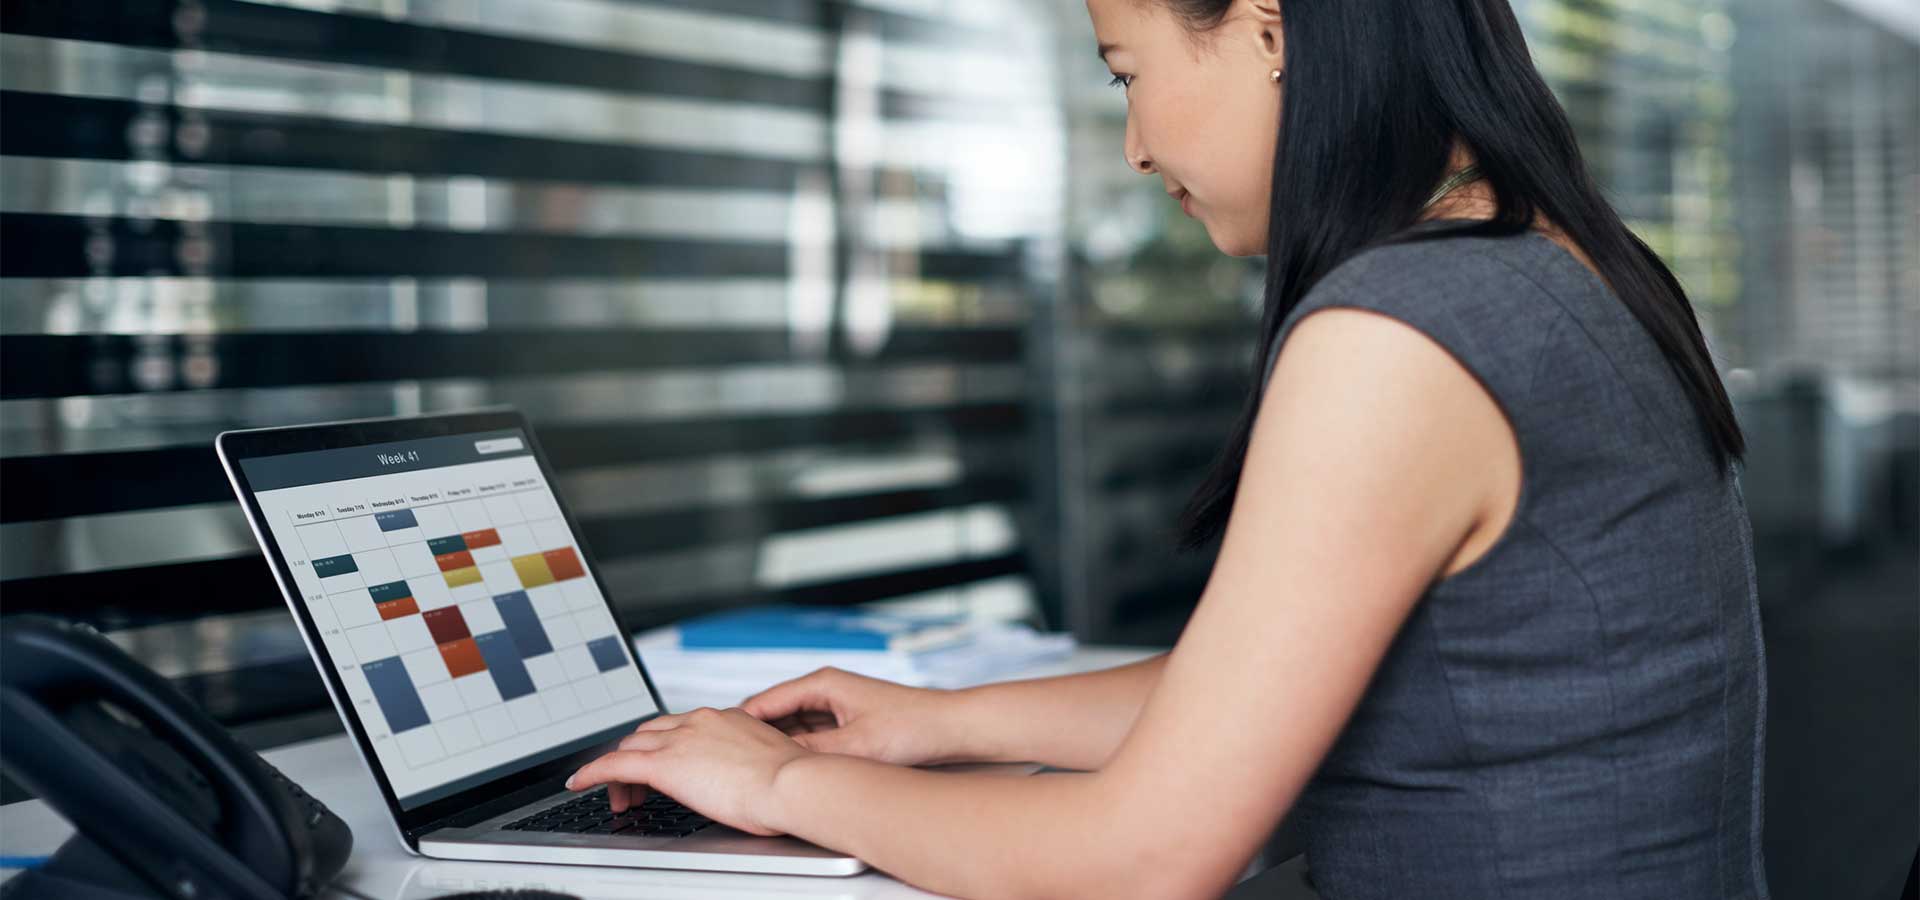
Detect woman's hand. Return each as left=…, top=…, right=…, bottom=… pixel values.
left=740, top=667, right=972, bottom=767
left=566, top=706, right=811, bottom=837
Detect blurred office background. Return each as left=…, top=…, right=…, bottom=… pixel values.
left=0, top=0, right=1913, bottom=895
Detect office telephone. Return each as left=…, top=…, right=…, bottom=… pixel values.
left=0, top=615, right=352, bottom=899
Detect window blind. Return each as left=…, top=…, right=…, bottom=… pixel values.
left=0, top=0, right=1066, bottom=735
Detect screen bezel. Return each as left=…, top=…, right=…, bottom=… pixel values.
left=216, top=408, right=669, bottom=841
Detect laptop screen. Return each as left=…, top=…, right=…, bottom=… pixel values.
left=237, top=426, right=659, bottom=809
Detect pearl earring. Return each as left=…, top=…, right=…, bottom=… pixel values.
left=1269, top=69, right=1283, bottom=83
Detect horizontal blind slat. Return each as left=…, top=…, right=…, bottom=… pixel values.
left=0, top=213, right=1025, bottom=280
left=0, top=0, right=865, bottom=111
left=577, top=471, right=1025, bottom=558
left=0, top=91, right=812, bottom=189
left=1, top=402, right=1027, bottom=521
left=0, top=328, right=1025, bottom=399
left=610, top=0, right=1006, bottom=47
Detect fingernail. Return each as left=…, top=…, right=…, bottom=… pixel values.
left=565, top=774, right=577, bottom=790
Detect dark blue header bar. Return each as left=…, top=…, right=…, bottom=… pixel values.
left=238, top=428, right=532, bottom=491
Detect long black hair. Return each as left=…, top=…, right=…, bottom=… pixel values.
left=1167, top=0, right=1746, bottom=552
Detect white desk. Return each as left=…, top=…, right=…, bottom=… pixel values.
left=0, top=645, right=1162, bottom=900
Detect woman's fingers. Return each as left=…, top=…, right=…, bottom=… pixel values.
left=579, top=732, right=675, bottom=805
left=569, top=732, right=671, bottom=799
left=797, top=709, right=837, bottom=731
left=741, top=669, right=841, bottom=722
left=607, top=782, right=656, bottom=812
left=566, top=750, right=651, bottom=792
left=616, top=731, right=671, bottom=752
left=766, top=710, right=837, bottom=737
left=632, top=712, right=685, bottom=734
left=789, top=727, right=854, bottom=755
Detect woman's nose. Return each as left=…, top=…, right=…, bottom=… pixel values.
left=1124, top=116, right=1154, bottom=174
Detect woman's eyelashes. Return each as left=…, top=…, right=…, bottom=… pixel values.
left=1106, top=73, right=1133, bottom=90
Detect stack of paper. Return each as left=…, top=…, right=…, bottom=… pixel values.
left=631, top=619, right=1076, bottom=712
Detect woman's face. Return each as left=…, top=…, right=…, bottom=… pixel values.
left=1086, top=0, right=1285, bottom=257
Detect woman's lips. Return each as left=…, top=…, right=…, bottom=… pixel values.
left=1171, top=189, right=1194, bottom=217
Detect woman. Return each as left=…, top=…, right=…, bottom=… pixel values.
left=566, top=1, right=1769, bottom=897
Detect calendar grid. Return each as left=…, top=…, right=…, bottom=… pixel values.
left=287, top=483, right=640, bottom=770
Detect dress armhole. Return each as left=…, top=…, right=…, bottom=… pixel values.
left=1265, top=301, right=1547, bottom=584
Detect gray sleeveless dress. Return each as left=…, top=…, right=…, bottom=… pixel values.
left=1259, top=225, right=1769, bottom=899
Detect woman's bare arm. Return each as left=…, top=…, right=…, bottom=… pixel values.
left=944, top=652, right=1169, bottom=770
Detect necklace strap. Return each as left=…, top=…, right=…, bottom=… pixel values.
left=1422, top=165, right=1482, bottom=211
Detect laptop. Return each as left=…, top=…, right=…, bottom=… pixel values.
left=216, top=409, right=868, bottom=876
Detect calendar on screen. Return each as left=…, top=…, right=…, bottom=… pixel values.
left=241, top=431, right=656, bottom=807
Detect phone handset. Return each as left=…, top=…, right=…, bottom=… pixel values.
left=0, top=616, right=351, bottom=899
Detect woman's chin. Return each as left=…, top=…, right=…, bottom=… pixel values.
left=1202, top=222, right=1263, bottom=258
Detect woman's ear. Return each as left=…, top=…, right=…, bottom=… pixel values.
left=1243, top=0, right=1284, bottom=66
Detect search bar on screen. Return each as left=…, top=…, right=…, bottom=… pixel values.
left=474, top=437, right=525, bottom=455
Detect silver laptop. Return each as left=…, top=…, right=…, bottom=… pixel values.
left=217, top=409, right=867, bottom=876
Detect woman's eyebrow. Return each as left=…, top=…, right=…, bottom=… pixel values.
left=1097, top=42, right=1119, bottom=61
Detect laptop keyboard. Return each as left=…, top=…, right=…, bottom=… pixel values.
left=502, top=787, right=714, bottom=838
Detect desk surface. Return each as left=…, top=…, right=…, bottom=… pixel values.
left=0, top=644, right=1162, bottom=900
